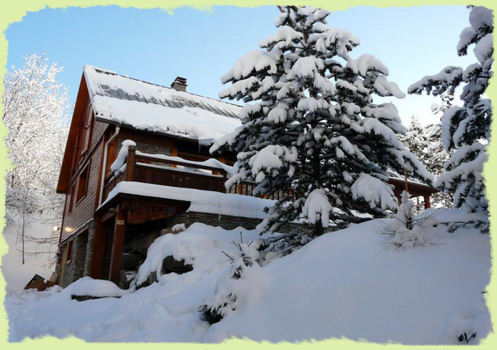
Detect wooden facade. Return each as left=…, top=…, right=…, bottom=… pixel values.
left=55, top=67, right=437, bottom=288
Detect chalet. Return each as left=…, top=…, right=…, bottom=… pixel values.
left=55, top=66, right=436, bottom=288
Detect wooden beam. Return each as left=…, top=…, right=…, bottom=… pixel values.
left=101, top=209, right=116, bottom=223
left=126, top=145, right=136, bottom=181
left=109, top=209, right=126, bottom=284
left=424, top=195, right=431, bottom=209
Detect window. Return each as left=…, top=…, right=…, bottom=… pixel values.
left=76, top=164, right=90, bottom=203
left=81, top=104, right=93, bottom=154
left=72, top=103, right=93, bottom=169
left=68, top=186, right=75, bottom=213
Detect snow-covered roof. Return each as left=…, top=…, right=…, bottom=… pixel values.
left=83, top=66, right=242, bottom=143
left=100, top=181, right=273, bottom=219
left=387, top=170, right=434, bottom=189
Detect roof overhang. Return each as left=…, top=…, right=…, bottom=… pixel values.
left=95, top=191, right=191, bottom=215
left=93, top=114, right=214, bottom=146
left=387, top=178, right=438, bottom=196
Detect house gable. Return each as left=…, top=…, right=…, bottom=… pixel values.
left=56, top=74, right=92, bottom=194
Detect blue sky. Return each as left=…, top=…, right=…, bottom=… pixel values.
left=5, top=5, right=476, bottom=125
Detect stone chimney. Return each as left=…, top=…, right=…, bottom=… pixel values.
left=170, top=76, right=187, bottom=92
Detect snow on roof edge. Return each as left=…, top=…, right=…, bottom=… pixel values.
left=99, top=181, right=272, bottom=220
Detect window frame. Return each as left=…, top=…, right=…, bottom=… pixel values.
left=75, top=162, right=90, bottom=205
left=68, top=185, right=75, bottom=213
left=80, top=103, right=94, bottom=155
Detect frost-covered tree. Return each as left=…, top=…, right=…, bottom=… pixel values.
left=3, top=54, right=69, bottom=263
left=401, top=117, right=452, bottom=209
left=408, top=6, right=492, bottom=229
left=213, top=6, right=432, bottom=236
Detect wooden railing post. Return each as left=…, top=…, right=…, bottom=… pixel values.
left=222, top=171, right=228, bottom=193
left=126, top=145, right=136, bottom=181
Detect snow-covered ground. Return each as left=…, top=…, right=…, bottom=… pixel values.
left=2, top=220, right=56, bottom=294
left=4, top=209, right=492, bottom=344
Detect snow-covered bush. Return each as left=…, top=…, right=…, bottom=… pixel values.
left=386, top=191, right=438, bottom=248
left=390, top=225, right=435, bottom=249
left=448, top=299, right=491, bottom=345
left=198, top=242, right=263, bottom=324
left=408, top=6, right=492, bottom=231
left=251, top=228, right=314, bottom=265
left=213, top=6, right=431, bottom=237
left=133, top=224, right=268, bottom=289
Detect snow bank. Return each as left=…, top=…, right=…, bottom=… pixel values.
left=203, top=210, right=491, bottom=344
left=60, top=277, right=129, bottom=299
left=2, top=220, right=57, bottom=294
left=135, top=223, right=268, bottom=286
left=102, top=181, right=273, bottom=219
left=6, top=210, right=491, bottom=344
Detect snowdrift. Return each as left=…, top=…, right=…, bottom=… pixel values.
left=5, top=209, right=492, bottom=344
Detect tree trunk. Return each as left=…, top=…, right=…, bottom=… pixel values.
left=314, top=220, right=324, bottom=236
left=21, top=193, right=26, bottom=265
left=312, top=154, right=324, bottom=236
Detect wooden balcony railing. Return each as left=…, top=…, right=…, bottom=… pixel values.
left=102, top=145, right=289, bottom=202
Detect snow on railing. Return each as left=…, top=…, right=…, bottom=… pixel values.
left=104, top=146, right=288, bottom=200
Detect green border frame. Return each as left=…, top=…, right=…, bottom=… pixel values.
left=0, top=0, right=495, bottom=348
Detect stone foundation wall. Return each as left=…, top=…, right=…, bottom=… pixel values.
left=59, top=231, right=90, bottom=288
left=83, top=221, right=96, bottom=277
left=57, top=210, right=307, bottom=288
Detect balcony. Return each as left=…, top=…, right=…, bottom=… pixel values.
left=102, top=145, right=287, bottom=204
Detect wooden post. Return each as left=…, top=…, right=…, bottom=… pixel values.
left=222, top=171, right=227, bottom=193
left=109, top=209, right=126, bottom=284
left=89, top=216, right=105, bottom=279
left=424, top=195, right=431, bottom=209
left=403, top=167, right=409, bottom=193
left=126, top=145, right=136, bottom=181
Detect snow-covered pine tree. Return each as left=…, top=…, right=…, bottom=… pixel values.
left=212, top=6, right=432, bottom=236
left=408, top=6, right=492, bottom=230
left=3, top=53, right=69, bottom=263
left=401, top=117, right=452, bottom=209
